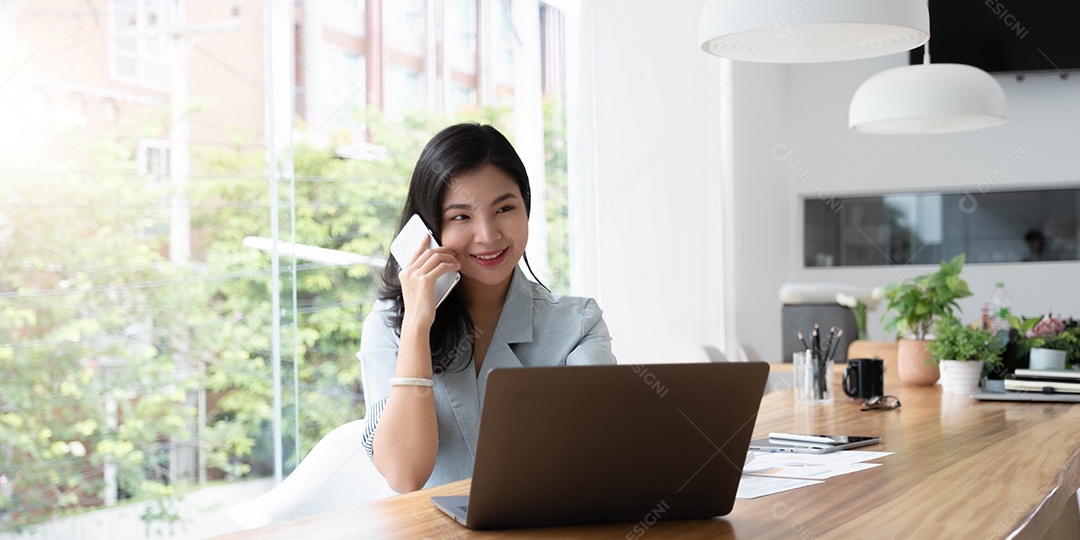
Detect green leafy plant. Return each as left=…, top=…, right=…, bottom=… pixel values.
left=1007, top=314, right=1042, bottom=336
left=928, top=316, right=1007, bottom=364
left=1028, top=330, right=1080, bottom=356
left=1008, top=313, right=1080, bottom=360
left=882, top=254, right=973, bottom=340
left=1018, top=314, right=1080, bottom=361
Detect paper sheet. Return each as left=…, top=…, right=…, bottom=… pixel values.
left=742, top=450, right=892, bottom=480
left=735, top=475, right=823, bottom=499
left=744, top=461, right=880, bottom=480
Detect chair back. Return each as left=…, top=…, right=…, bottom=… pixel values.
left=227, top=418, right=391, bottom=529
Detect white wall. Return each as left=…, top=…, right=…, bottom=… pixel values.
left=734, top=52, right=1080, bottom=361
left=730, top=62, right=790, bottom=361
left=580, top=0, right=725, bottom=364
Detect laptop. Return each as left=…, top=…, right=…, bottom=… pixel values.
left=431, top=362, right=770, bottom=530
left=970, top=387, right=1080, bottom=403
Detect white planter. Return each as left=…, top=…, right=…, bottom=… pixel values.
left=939, top=360, right=985, bottom=395
left=1029, top=347, right=1067, bottom=370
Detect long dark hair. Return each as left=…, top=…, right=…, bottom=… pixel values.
left=377, top=123, right=545, bottom=374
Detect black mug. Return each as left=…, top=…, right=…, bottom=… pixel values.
left=843, top=358, right=884, bottom=399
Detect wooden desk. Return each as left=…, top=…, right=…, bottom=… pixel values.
left=219, top=386, right=1080, bottom=539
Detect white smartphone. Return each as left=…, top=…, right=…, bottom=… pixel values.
left=389, top=214, right=460, bottom=308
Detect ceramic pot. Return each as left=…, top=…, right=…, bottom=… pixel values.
left=1029, top=347, right=1066, bottom=370
left=898, top=338, right=939, bottom=386
left=939, top=360, right=984, bottom=395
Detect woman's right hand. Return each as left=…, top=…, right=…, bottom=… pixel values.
left=398, top=235, right=460, bottom=329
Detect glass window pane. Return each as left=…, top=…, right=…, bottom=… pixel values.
left=145, top=0, right=172, bottom=26
left=145, top=62, right=170, bottom=85
left=450, top=83, right=476, bottom=111
left=450, top=0, right=478, bottom=73
left=113, top=0, right=136, bottom=28
left=146, top=36, right=170, bottom=58
left=115, top=55, right=137, bottom=76
left=497, top=0, right=514, bottom=81
left=384, top=65, right=423, bottom=119
left=111, top=0, right=173, bottom=86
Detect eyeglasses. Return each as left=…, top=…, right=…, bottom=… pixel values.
left=861, top=395, right=901, bottom=411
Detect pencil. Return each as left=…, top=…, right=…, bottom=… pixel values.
left=824, top=327, right=836, bottom=361
left=827, top=329, right=844, bottom=361
left=798, top=331, right=810, bottom=351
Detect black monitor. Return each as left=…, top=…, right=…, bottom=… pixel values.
left=911, top=1, right=1080, bottom=75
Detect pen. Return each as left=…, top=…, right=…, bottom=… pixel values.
left=812, top=326, right=822, bottom=399
left=813, top=325, right=820, bottom=360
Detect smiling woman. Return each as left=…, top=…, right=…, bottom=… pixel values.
left=357, top=123, right=617, bottom=494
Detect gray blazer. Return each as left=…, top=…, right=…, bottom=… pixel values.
left=357, top=267, right=616, bottom=490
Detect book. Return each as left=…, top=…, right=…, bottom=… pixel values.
left=1013, top=368, right=1080, bottom=381
left=1004, top=378, right=1080, bottom=394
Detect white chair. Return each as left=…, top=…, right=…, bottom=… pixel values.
left=704, top=343, right=786, bottom=395
left=226, top=418, right=392, bottom=528
left=703, top=345, right=727, bottom=363
left=703, top=342, right=750, bottom=363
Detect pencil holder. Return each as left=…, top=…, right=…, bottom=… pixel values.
left=794, top=350, right=834, bottom=403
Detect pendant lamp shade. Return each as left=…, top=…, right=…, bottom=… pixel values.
left=699, top=0, right=929, bottom=63
left=849, top=64, right=1008, bottom=134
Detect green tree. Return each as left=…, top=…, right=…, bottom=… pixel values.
left=0, top=115, right=205, bottom=532
left=543, top=98, right=570, bottom=293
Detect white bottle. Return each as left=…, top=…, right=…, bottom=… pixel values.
left=986, top=282, right=1012, bottom=333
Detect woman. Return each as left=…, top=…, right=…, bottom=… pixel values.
left=358, top=123, right=616, bottom=493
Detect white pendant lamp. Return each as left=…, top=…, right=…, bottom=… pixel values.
left=849, top=60, right=1008, bottom=135
left=699, top=0, right=929, bottom=63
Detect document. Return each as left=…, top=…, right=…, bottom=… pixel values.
left=742, top=450, right=893, bottom=480
left=736, top=476, right=822, bottom=499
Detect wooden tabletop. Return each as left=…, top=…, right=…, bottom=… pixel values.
left=219, top=385, right=1080, bottom=539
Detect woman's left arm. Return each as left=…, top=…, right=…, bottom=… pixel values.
left=566, top=298, right=617, bottom=366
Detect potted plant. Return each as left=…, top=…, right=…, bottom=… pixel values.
left=1022, top=313, right=1080, bottom=370
left=928, top=316, right=1007, bottom=394
left=882, top=254, right=972, bottom=386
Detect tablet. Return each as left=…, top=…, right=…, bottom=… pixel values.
left=748, top=435, right=880, bottom=454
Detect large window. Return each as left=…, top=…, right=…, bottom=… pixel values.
left=805, top=188, right=1080, bottom=267
left=2, top=1, right=576, bottom=537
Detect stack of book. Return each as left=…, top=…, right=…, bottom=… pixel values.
left=1004, top=369, right=1080, bottom=394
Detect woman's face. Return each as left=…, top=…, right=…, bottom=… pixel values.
left=439, top=164, right=529, bottom=289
